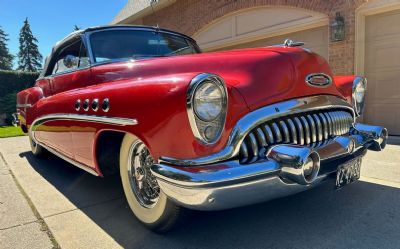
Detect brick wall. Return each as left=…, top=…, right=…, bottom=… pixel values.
left=138, top=0, right=368, bottom=75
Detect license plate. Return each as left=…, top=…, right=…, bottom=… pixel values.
left=335, top=157, right=362, bottom=189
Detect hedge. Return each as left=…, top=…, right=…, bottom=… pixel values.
left=0, top=70, right=39, bottom=125
left=0, top=70, right=39, bottom=97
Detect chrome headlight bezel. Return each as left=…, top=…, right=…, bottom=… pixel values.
left=187, top=73, right=228, bottom=144
left=352, top=76, right=367, bottom=116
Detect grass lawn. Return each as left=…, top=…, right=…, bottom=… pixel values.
left=0, top=126, right=27, bottom=138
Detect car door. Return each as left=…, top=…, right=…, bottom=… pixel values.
left=36, top=37, right=91, bottom=159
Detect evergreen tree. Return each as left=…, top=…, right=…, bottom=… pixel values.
left=17, top=18, right=42, bottom=72
left=0, top=26, right=14, bottom=70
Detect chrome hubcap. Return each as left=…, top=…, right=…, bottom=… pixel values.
left=127, top=141, right=160, bottom=208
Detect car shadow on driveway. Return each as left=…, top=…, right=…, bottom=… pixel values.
left=20, top=151, right=400, bottom=249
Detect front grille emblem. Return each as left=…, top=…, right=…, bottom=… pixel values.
left=306, top=73, right=332, bottom=87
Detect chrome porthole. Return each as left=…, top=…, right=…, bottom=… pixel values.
left=102, top=98, right=110, bottom=112
left=83, top=99, right=90, bottom=111
left=75, top=99, right=81, bottom=111
left=127, top=140, right=160, bottom=208
left=91, top=98, right=99, bottom=112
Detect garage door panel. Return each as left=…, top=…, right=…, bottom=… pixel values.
left=365, top=9, right=400, bottom=135
left=366, top=11, right=400, bottom=39
left=366, top=72, right=400, bottom=104
left=365, top=40, right=400, bottom=71
left=364, top=106, right=400, bottom=134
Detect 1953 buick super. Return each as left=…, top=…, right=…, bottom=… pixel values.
left=14, top=25, right=387, bottom=232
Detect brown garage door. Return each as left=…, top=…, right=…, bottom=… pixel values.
left=218, top=26, right=329, bottom=59
left=365, top=9, right=400, bottom=135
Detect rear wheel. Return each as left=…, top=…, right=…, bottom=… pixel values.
left=29, top=133, right=47, bottom=157
left=119, top=133, right=184, bottom=232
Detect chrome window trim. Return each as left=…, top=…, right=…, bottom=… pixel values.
left=85, top=27, right=201, bottom=66
left=186, top=73, right=228, bottom=145
left=160, top=95, right=355, bottom=166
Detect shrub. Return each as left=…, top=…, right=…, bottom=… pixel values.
left=0, top=70, right=39, bottom=97
left=0, top=70, right=39, bottom=125
left=0, top=92, right=17, bottom=124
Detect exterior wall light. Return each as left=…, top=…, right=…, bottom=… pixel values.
left=331, top=12, right=345, bottom=42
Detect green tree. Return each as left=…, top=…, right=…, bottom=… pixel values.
left=17, top=18, right=42, bottom=72
left=0, top=26, right=14, bottom=70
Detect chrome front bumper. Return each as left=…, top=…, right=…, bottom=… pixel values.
left=151, top=123, right=387, bottom=211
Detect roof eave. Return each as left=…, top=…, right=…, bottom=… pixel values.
left=112, top=0, right=176, bottom=24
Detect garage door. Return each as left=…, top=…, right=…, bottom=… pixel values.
left=365, top=9, right=400, bottom=135
left=218, top=26, right=329, bottom=59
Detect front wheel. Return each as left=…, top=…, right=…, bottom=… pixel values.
left=119, top=134, right=184, bottom=232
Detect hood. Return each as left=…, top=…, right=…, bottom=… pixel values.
left=92, top=47, right=344, bottom=111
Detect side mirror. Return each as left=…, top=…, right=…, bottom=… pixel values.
left=63, top=55, right=78, bottom=69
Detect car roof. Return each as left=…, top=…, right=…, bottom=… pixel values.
left=39, top=25, right=197, bottom=78
left=54, top=25, right=196, bottom=50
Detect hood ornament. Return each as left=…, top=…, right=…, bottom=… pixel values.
left=284, top=39, right=304, bottom=47
left=306, top=73, right=332, bottom=87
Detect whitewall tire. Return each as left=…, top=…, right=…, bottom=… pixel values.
left=29, top=133, right=47, bottom=157
left=119, top=133, right=184, bottom=232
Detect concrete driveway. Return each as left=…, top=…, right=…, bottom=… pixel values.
left=1, top=136, right=399, bottom=249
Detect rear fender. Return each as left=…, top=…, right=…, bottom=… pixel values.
left=17, top=86, right=44, bottom=126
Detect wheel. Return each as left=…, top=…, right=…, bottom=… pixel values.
left=119, top=133, right=184, bottom=232
left=29, top=133, right=47, bottom=157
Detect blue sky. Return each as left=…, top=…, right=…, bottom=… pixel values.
left=0, top=0, right=127, bottom=67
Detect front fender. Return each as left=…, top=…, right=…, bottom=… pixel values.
left=34, top=72, right=249, bottom=162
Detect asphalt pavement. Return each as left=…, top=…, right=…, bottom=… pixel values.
left=0, top=136, right=399, bottom=249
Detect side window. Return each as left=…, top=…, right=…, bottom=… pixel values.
left=50, top=38, right=90, bottom=75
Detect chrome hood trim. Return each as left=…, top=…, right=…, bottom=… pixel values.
left=160, top=95, right=354, bottom=166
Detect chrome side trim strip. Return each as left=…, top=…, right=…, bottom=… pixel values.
left=30, top=114, right=138, bottom=129
left=16, top=104, right=32, bottom=108
left=160, top=95, right=354, bottom=166
left=28, top=114, right=138, bottom=176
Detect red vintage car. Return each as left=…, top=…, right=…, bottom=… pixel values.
left=15, top=25, right=387, bottom=232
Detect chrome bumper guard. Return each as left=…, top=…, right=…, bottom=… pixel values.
left=151, top=123, right=387, bottom=211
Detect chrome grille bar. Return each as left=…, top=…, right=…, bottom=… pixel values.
left=239, top=109, right=354, bottom=164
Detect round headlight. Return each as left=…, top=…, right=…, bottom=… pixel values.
left=193, top=81, right=223, bottom=121
left=352, top=77, right=367, bottom=116
left=187, top=73, right=228, bottom=144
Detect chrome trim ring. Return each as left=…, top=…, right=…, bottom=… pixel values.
left=352, top=76, right=367, bottom=116
left=91, top=98, right=99, bottom=112
left=83, top=99, right=90, bottom=111
left=102, top=98, right=110, bottom=112
left=305, top=73, right=332, bottom=88
left=160, top=95, right=355, bottom=166
left=127, top=140, right=160, bottom=208
left=186, top=73, right=228, bottom=145
left=75, top=99, right=81, bottom=111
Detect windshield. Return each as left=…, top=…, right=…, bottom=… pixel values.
left=89, top=29, right=200, bottom=63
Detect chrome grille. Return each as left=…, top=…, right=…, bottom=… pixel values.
left=239, top=109, right=354, bottom=164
